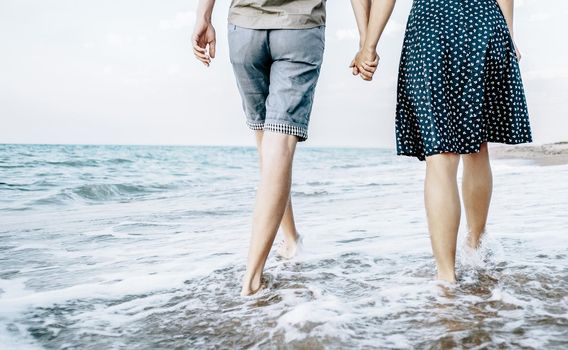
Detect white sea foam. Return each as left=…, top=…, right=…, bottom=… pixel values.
left=0, top=145, right=567, bottom=348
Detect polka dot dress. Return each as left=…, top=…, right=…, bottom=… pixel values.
left=396, top=0, right=533, bottom=161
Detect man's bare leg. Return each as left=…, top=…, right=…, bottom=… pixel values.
left=424, top=153, right=461, bottom=283
left=277, top=197, right=301, bottom=259
left=242, top=132, right=298, bottom=295
left=254, top=131, right=300, bottom=259
left=462, top=143, right=493, bottom=249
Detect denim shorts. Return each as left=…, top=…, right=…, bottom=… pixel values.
left=228, top=24, right=325, bottom=141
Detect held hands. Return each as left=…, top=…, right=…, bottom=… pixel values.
left=192, top=20, right=216, bottom=66
left=350, top=48, right=380, bottom=81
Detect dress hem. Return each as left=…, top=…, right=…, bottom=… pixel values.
left=397, top=138, right=533, bottom=161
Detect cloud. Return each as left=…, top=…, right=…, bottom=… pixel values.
left=107, top=33, right=132, bottom=48
left=383, top=19, right=404, bottom=36
left=103, top=65, right=113, bottom=76
left=524, top=69, right=568, bottom=80
left=335, top=19, right=404, bottom=42
left=81, top=42, right=95, bottom=49
left=168, top=64, right=181, bottom=76
left=335, top=28, right=358, bottom=41
left=160, top=11, right=196, bottom=30
left=529, top=13, right=553, bottom=22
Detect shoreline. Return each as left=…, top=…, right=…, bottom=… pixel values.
left=490, top=142, right=568, bottom=166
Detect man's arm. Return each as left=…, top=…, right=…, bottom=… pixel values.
left=351, top=0, right=372, bottom=48
left=349, top=0, right=372, bottom=75
left=193, top=0, right=217, bottom=67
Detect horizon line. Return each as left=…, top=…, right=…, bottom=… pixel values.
left=0, top=142, right=396, bottom=150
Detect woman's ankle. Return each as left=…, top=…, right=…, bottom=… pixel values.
left=283, top=230, right=299, bottom=245
left=242, top=272, right=261, bottom=290
left=436, top=270, right=457, bottom=283
left=466, top=230, right=486, bottom=249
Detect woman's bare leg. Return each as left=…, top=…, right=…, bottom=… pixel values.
left=462, top=143, right=493, bottom=249
left=425, top=153, right=461, bottom=282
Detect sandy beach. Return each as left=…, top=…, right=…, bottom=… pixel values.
left=491, top=142, right=568, bottom=166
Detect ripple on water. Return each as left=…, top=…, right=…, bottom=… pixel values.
left=1, top=145, right=567, bottom=349
left=1, top=241, right=567, bottom=349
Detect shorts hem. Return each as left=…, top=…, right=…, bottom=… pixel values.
left=246, top=121, right=308, bottom=141
left=265, top=123, right=308, bottom=141
left=246, top=121, right=264, bottom=130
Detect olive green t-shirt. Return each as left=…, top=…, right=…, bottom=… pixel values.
left=228, top=0, right=326, bottom=29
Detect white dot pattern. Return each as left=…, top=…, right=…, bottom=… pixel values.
left=396, top=0, right=533, bottom=160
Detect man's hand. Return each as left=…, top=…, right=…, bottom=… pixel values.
left=192, top=20, right=216, bottom=67
left=351, top=49, right=379, bottom=81
left=349, top=56, right=360, bottom=76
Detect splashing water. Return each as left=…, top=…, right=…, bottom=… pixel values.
left=0, top=144, right=567, bottom=349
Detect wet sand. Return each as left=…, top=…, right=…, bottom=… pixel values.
left=490, top=142, right=568, bottom=166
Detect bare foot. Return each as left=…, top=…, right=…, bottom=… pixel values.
left=436, top=272, right=457, bottom=284
left=276, top=233, right=302, bottom=259
left=240, top=275, right=267, bottom=296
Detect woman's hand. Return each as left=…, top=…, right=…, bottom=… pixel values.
left=514, top=42, right=522, bottom=61
left=351, top=48, right=379, bottom=81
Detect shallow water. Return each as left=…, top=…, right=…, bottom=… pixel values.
left=0, top=144, right=567, bottom=349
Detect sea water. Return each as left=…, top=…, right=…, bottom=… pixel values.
left=0, top=144, right=567, bottom=349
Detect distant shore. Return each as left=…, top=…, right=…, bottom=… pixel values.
left=490, top=142, right=568, bottom=166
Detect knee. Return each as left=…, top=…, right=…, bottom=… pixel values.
left=463, top=143, right=490, bottom=165
left=426, top=152, right=460, bottom=169
left=425, top=153, right=460, bottom=180
left=261, top=133, right=297, bottom=164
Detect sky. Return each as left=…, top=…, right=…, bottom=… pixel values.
left=1, top=0, right=567, bottom=148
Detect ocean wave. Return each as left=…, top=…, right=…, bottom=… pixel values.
left=305, top=181, right=333, bottom=186
left=44, top=160, right=100, bottom=167
left=331, top=164, right=364, bottom=169
left=105, top=158, right=134, bottom=164
left=292, top=190, right=330, bottom=197
left=0, top=165, right=29, bottom=169
left=3, top=158, right=135, bottom=169
left=31, top=184, right=162, bottom=204
left=2, top=145, right=567, bottom=349
left=72, top=183, right=153, bottom=200
left=0, top=180, right=58, bottom=192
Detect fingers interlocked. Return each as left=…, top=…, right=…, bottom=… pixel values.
left=356, top=55, right=379, bottom=81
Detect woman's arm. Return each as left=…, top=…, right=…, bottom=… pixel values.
left=496, top=0, right=521, bottom=60
left=362, top=0, right=396, bottom=56
left=353, top=0, right=396, bottom=80
left=351, top=0, right=372, bottom=48
left=496, top=0, right=514, bottom=37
